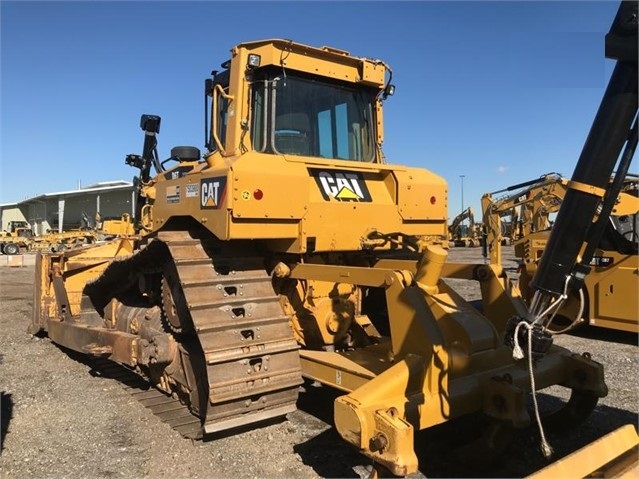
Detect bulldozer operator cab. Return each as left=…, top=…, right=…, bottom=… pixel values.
left=262, top=73, right=375, bottom=161
left=603, top=207, right=639, bottom=255
left=597, top=178, right=639, bottom=255
left=206, top=46, right=383, bottom=163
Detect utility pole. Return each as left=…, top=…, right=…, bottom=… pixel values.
left=460, top=175, right=466, bottom=227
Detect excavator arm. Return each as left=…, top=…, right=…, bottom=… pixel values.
left=510, top=0, right=637, bottom=345
left=448, top=206, right=473, bottom=238
left=448, top=207, right=479, bottom=246
left=481, top=173, right=567, bottom=265
left=503, top=2, right=639, bottom=476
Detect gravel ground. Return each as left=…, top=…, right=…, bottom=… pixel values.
left=1, top=247, right=637, bottom=478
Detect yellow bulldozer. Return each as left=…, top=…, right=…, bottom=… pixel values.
left=91, top=211, right=136, bottom=239
left=29, top=2, right=638, bottom=476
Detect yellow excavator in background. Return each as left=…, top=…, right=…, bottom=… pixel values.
left=515, top=174, right=638, bottom=333
left=29, top=2, right=638, bottom=476
left=482, top=172, right=638, bottom=334
left=448, top=206, right=481, bottom=247
left=481, top=172, right=566, bottom=266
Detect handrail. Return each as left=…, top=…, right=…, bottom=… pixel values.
left=212, top=84, right=235, bottom=156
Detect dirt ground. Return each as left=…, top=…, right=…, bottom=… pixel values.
left=1, top=247, right=637, bottom=478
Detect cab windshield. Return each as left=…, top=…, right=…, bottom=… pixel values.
left=251, top=72, right=376, bottom=162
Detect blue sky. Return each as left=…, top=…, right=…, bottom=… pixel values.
left=1, top=1, right=628, bottom=218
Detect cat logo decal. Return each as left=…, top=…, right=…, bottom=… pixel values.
left=200, top=177, right=227, bottom=209
left=309, top=169, right=372, bottom=202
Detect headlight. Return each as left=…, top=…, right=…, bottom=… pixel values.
left=247, top=54, right=261, bottom=68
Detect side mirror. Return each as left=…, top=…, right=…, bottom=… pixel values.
left=140, top=114, right=161, bottom=134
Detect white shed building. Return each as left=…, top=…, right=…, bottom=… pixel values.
left=0, top=181, right=135, bottom=235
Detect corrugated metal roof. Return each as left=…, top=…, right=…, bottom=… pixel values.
left=14, top=181, right=133, bottom=205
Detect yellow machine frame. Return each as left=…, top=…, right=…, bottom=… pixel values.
left=30, top=32, right=639, bottom=478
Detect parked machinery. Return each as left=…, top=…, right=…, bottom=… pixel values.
left=0, top=213, right=135, bottom=255
left=448, top=206, right=481, bottom=247
left=30, top=2, right=638, bottom=476
left=0, top=221, right=34, bottom=254
left=516, top=174, right=638, bottom=333
left=481, top=172, right=566, bottom=266
left=482, top=172, right=638, bottom=334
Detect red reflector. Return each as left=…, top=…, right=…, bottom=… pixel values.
left=253, top=189, right=264, bottom=200
left=430, top=196, right=436, bottom=204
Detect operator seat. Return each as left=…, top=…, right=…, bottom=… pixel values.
left=274, top=112, right=311, bottom=156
